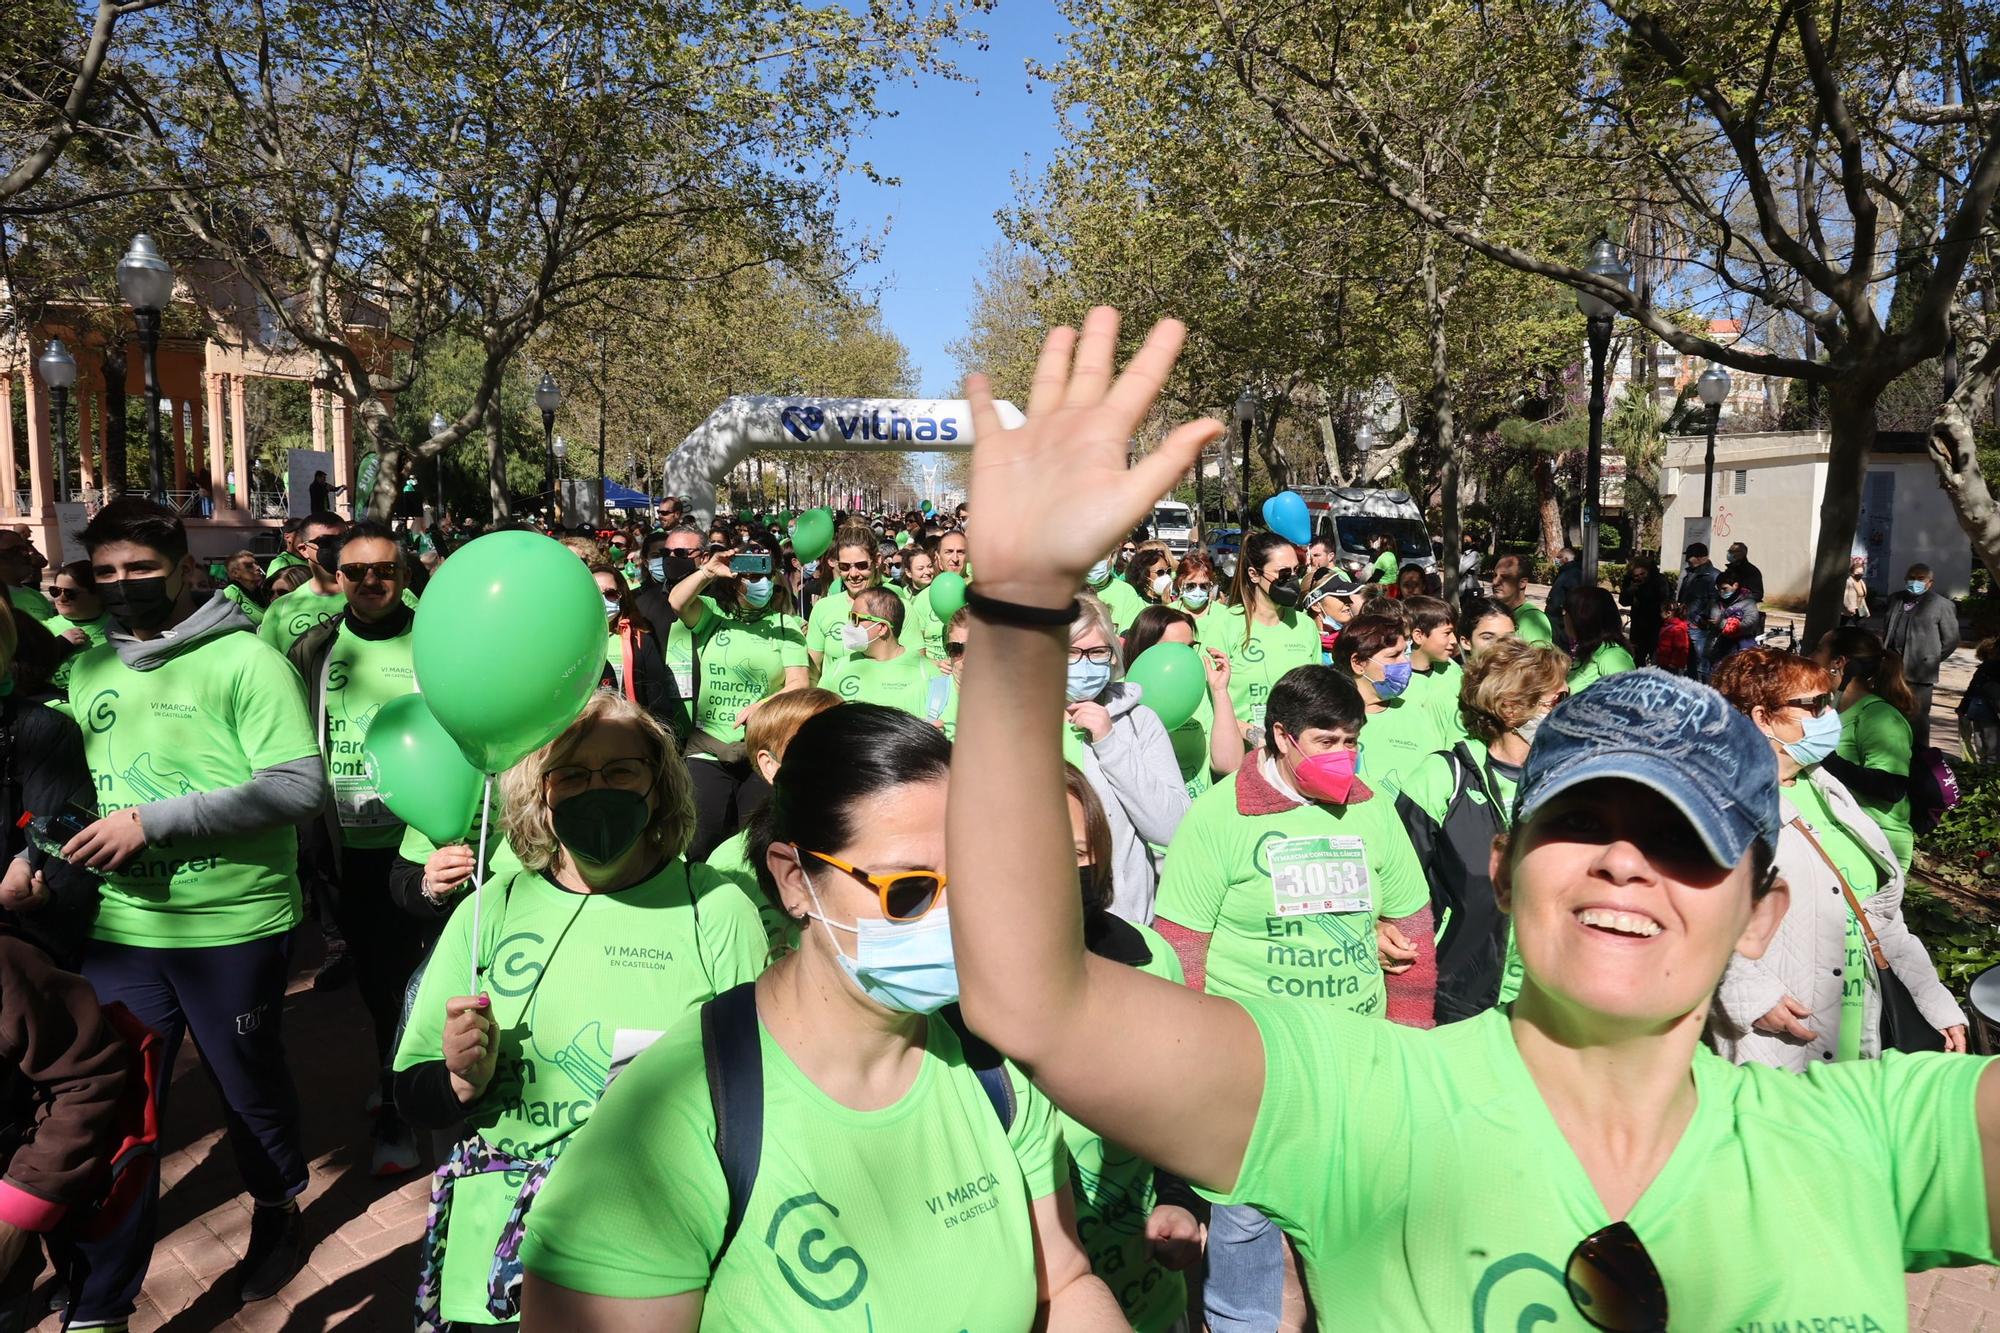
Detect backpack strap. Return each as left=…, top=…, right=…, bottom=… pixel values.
left=702, top=982, right=764, bottom=1268
left=941, top=1005, right=1015, bottom=1131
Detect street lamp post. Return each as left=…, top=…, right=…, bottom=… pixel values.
left=1696, top=364, right=1732, bottom=519
left=429, top=411, right=449, bottom=518
left=552, top=435, right=568, bottom=525
left=534, top=373, right=561, bottom=527
left=1573, top=236, right=1631, bottom=583
left=36, top=340, right=78, bottom=503
left=116, top=234, right=175, bottom=504
left=1234, top=387, right=1256, bottom=534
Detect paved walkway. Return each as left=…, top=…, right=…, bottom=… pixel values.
left=31, top=960, right=431, bottom=1332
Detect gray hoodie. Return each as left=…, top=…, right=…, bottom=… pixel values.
left=107, top=598, right=327, bottom=843
left=1077, top=681, right=1191, bottom=924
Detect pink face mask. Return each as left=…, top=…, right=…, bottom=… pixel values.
left=1293, top=747, right=1362, bottom=804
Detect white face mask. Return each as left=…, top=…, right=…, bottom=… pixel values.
left=1150, top=571, right=1174, bottom=597
left=839, top=622, right=873, bottom=653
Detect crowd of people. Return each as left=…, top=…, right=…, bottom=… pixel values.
left=0, top=310, right=1988, bottom=1333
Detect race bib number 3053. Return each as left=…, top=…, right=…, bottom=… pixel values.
left=1268, top=835, right=1372, bottom=917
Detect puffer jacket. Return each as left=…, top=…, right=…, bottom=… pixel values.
left=1077, top=681, right=1191, bottom=924
left=1712, top=767, right=1963, bottom=1070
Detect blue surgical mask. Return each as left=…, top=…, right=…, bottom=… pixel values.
left=742, top=577, right=774, bottom=607
left=802, top=867, right=958, bottom=1014
left=1784, top=706, right=1844, bottom=768
left=1086, top=559, right=1113, bottom=589
left=1517, top=712, right=1547, bottom=747
left=646, top=556, right=667, bottom=584
left=1180, top=586, right=1210, bottom=610
left=602, top=596, right=622, bottom=621
left=1373, top=658, right=1413, bottom=699
left=1066, top=659, right=1113, bottom=703
left=1905, top=580, right=1927, bottom=596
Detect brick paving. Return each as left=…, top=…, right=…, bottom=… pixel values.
left=31, top=950, right=433, bottom=1332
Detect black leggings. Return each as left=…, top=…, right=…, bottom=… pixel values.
left=333, top=843, right=442, bottom=1104
left=688, top=754, right=770, bottom=861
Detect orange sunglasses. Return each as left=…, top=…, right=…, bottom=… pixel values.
left=800, top=848, right=947, bottom=921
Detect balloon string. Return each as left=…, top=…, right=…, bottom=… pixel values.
left=471, top=773, right=494, bottom=995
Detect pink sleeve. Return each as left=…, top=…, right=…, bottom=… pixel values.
left=1383, top=906, right=1437, bottom=1030
left=0, top=1179, right=67, bottom=1232
left=1152, top=917, right=1210, bottom=993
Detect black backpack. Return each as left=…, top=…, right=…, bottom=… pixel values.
left=699, top=982, right=1014, bottom=1267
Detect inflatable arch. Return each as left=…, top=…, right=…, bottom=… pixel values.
left=660, top=396, right=1024, bottom=525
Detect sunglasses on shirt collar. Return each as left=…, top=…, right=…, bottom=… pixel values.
left=1566, top=1221, right=1668, bottom=1332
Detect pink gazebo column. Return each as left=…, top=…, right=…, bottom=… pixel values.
left=172, top=398, right=189, bottom=493
left=19, top=369, right=59, bottom=557
left=332, top=399, right=355, bottom=518
left=75, top=385, right=96, bottom=493
left=0, top=376, right=15, bottom=518
left=205, top=371, right=229, bottom=508
left=230, top=376, right=251, bottom=511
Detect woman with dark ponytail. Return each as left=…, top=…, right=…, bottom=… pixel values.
left=1197, top=531, right=1319, bottom=747
left=1813, top=627, right=1920, bottom=869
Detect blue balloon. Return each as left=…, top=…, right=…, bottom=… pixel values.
left=1265, top=491, right=1312, bottom=546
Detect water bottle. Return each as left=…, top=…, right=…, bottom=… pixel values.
left=16, top=806, right=97, bottom=862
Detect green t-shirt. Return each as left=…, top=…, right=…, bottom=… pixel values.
left=1787, top=775, right=1880, bottom=1062
left=1210, top=1001, right=1996, bottom=1329
left=48, top=612, right=111, bottom=647
left=259, top=585, right=345, bottom=657
left=7, top=584, right=58, bottom=626
left=1359, top=695, right=1446, bottom=795
left=704, top=828, right=798, bottom=964
left=219, top=583, right=266, bottom=627
left=263, top=551, right=307, bottom=579
left=519, top=1005, right=1069, bottom=1329
left=817, top=648, right=936, bottom=717
left=314, top=620, right=419, bottom=849
left=1060, top=922, right=1190, bottom=1332
left=392, top=862, right=767, bottom=1324
left=1372, top=550, right=1398, bottom=585
left=691, top=605, right=808, bottom=744
left=1155, top=767, right=1427, bottom=1013
left=1196, top=604, right=1322, bottom=730
left=67, top=630, right=317, bottom=948
left=1100, top=579, right=1149, bottom=631
left=1567, top=642, right=1636, bottom=694
left=901, top=584, right=947, bottom=665
left=1510, top=602, right=1555, bottom=647
left=661, top=618, right=699, bottom=737
left=1838, top=693, right=1914, bottom=868
left=1409, top=659, right=1465, bottom=746
left=805, top=586, right=867, bottom=664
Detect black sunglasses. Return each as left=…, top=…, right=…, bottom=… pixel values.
left=338, top=561, right=400, bottom=582
left=1782, top=694, right=1833, bottom=716
left=1566, top=1221, right=1667, bottom=1332
left=945, top=641, right=967, bottom=658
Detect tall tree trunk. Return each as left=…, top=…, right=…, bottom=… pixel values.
left=487, top=412, right=510, bottom=521
left=1422, top=243, right=1462, bottom=600
left=1804, top=378, right=1882, bottom=646
left=1925, top=327, right=2000, bottom=586
left=101, top=346, right=127, bottom=497
left=1534, top=454, right=1562, bottom=558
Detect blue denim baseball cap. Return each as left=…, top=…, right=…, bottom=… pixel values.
left=1513, top=668, right=1780, bottom=868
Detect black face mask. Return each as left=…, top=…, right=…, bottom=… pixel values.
left=98, top=575, right=180, bottom=632
left=1266, top=572, right=1303, bottom=609
left=551, top=787, right=651, bottom=865
left=658, top=552, right=698, bottom=587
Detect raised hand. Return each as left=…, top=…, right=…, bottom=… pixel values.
left=963, top=308, right=1221, bottom=609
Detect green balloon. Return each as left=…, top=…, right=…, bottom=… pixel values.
left=928, top=571, right=968, bottom=620
left=362, top=694, right=484, bottom=844
left=792, top=507, right=837, bottom=562
left=413, top=531, right=608, bottom=772
left=1126, top=642, right=1206, bottom=731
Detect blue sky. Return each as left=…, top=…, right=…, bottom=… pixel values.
left=837, top=1, right=1070, bottom=397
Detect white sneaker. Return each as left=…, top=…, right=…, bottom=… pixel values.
left=370, top=1113, right=420, bottom=1178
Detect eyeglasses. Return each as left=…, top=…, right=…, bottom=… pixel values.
left=544, top=758, right=655, bottom=802
left=802, top=848, right=946, bottom=921
left=945, top=640, right=968, bottom=659
left=1564, top=1221, right=1668, bottom=1332
left=1067, top=646, right=1114, bottom=666
left=1120, top=545, right=1136, bottom=555
left=835, top=560, right=872, bottom=573
left=338, top=562, right=400, bottom=583
left=1783, top=694, right=1833, bottom=717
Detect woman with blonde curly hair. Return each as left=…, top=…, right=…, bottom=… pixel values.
left=392, top=691, right=768, bottom=1330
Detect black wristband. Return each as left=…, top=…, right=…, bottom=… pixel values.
left=964, top=588, right=1079, bottom=627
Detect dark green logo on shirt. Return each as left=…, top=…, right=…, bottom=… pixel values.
left=83, top=689, right=120, bottom=734
left=837, top=675, right=862, bottom=699
left=765, top=1192, right=867, bottom=1310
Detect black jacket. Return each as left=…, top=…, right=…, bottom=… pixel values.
left=0, top=692, right=101, bottom=970
left=1394, top=743, right=1515, bottom=1025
